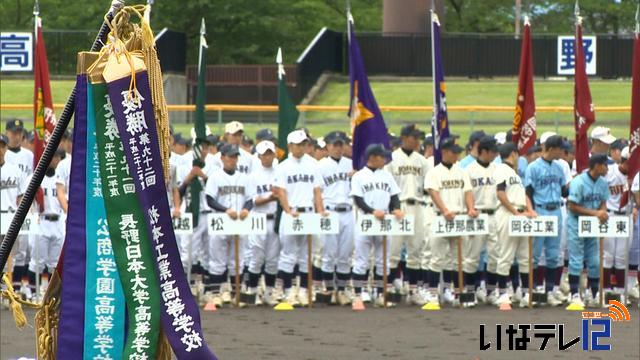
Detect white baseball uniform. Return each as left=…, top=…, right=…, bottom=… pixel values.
left=603, top=163, right=630, bottom=270
left=318, top=156, right=354, bottom=276
left=28, top=172, right=65, bottom=273
left=1, top=161, right=26, bottom=273
left=56, top=154, right=72, bottom=198
left=5, top=147, right=33, bottom=269
left=247, top=162, right=280, bottom=276
left=350, top=166, right=400, bottom=277
left=204, top=167, right=252, bottom=276
left=494, top=162, right=530, bottom=276
left=211, top=147, right=253, bottom=174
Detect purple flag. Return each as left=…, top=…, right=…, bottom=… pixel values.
left=348, top=13, right=390, bottom=170
left=430, top=11, right=450, bottom=165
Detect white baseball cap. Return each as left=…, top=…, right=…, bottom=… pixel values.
left=225, top=121, right=244, bottom=134
left=256, top=140, right=276, bottom=155
left=316, top=137, right=326, bottom=148
left=494, top=132, right=507, bottom=145
left=590, top=126, right=616, bottom=145
left=287, top=129, right=308, bottom=144
left=539, top=131, right=557, bottom=145
left=621, top=146, right=629, bottom=160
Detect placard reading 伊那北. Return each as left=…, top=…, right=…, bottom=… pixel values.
left=578, top=216, right=630, bottom=238
left=0, top=212, right=36, bottom=235
left=355, top=215, right=415, bottom=236
left=508, top=216, right=558, bottom=237
left=430, top=214, right=489, bottom=237
left=207, top=213, right=267, bottom=235
left=281, top=213, right=339, bottom=235
left=172, top=213, right=193, bottom=235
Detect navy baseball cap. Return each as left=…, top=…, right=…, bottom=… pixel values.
left=400, top=124, right=424, bottom=138
left=498, top=142, right=518, bottom=159
left=423, top=134, right=434, bottom=146
left=526, top=145, right=542, bottom=155
left=220, top=143, right=240, bottom=157
left=610, top=139, right=626, bottom=151
left=468, top=130, right=486, bottom=146
left=441, top=137, right=464, bottom=153
left=589, top=153, right=608, bottom=167
left=6, top=119, right=24, bottom=132
left=365, top=143, right=390, bottom=158
left=544, top=135, right=564, bottom=149
left=325, top=131, right=346, bottom=144
left=478, top=135, right=498, bottom=153
left=206, top=135, right=220, bottom=147
left=0, top=134, right=8, bottom=145
left=256, top=128, right=276, bottom=142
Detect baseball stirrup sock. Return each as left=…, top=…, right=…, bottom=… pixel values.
left=569, top=275, right=580, bottom=295
left=588, top=277, right=599, bottom=296
left=264, top=273, right=276, bottom=288
left=544, top=267, right=557, bottom=292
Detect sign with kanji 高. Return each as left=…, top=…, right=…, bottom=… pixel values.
left=508, top=216, right=558, bottom=237
left=207, top=213, right=267, bottom=235
left=281, top=213, right=339, bottom=235
left=0, top=32, right=33, bottom=72
left=557, top=35, right=596, bottom=75
left=355, top=215, right=415, bottom=236
left=172, top=213, right=193, bottom=235
left=578, top=216, right=629, bottom=238
left=430, top=214, right=489, bottom=237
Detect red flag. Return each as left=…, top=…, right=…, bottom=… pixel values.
left=33, top=15, right=57, bottom=211
left=512, top=17, right=536, bottom=155
left=573, top=21, right=596, bottom=173
left=628, top=32, right=640, bottom=187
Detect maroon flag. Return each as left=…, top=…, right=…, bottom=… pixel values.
left=621, top=28, right=640, bottom=209
left=573, top=17, right=595, bottom=173
left=33, top=13, right=56, bottom=211
left=512, top=17, right=536, bottom=155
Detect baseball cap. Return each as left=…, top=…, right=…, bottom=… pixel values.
left=220, top=143, right=240, bottom=157
left=498, top=142, right=518, bottom=159
left=539, top=131, right=557, bottom=145
left=441, top=137, right=464, bottom=153
left=478, top=135, right=498, bottom=153
left=468, top=130, right=486, bottom=146
left=621, top=146, right=629, bottom=160
left=610, top=139, right=626, bottom=151
left=494, top=132, right=507, bottom=145
left=225, top=121, right=244, bottom=134
left=287, top=129, right=308, bottom=144
left=590, top=126, right=616, bottom=145
left=316, top=137, right=326, bottom=149
left=325, top=131, right=346, bottom=145
left=206, top=135, right=220, bottom=147
left=0, top=134, right=8, bottom=145
left=544, top=135, right=564, bottom=149
left=589, top=153, right=609, bottom=167
left=256, top=140, right=276, bottom=155
left=256, top=128, right=276, bottom=142
left=423, top=134, right=434, bottom=146
left=400, top=124, right=424, bottom=138
left=365, top=143, right=390, bottom=158
left=175, top=136, right=189, bottom=146
left=526, top=145, right=542, bottom=155
left=6, top=119, right=24, bottom=132
left=242, top=134, right=254, bottom=146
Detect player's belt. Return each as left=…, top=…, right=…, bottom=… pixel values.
left=265, top=213, right=275, bottom=220
left=478, top=209, right=495, bottom=215
left=201, top=210, right=212, bottom=214
left=608, top=210, right=626, bottom=215
left=535, top=203, right=560, bottom=211
left=403, top=199, right=426, bottom=206
left=294, top=207, right=313, bottom=213
left=326, top=205, right=352, bottom=212
left=42, top=214, right=60, bottom=221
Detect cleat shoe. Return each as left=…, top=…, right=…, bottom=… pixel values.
left=263, top=290, right=279, bottom=307
left=393, top=279, right=403, bottom=294
left=337, top=290, right=352, bottom=306
left=566, top=293, right=585, bottom=311
left=297, top=288, right=310, bottom=307
left=587, top=291, right=602, bottom=308
left=285, top=289, right=299, bottom=307
left=553, top=289, right=568, bottom=303
left=519, top=292, right=531, bottom=308
left=475, top=288, right=487, bottom=304
left=374, top=294, right=396, bottom=308
left=627, top=285, right=639, bottom=301
left=361, top=291, right=372, bottom=303
left=487, top=291, right=499, bottom=306
left=442, top=288, right=456, bottom=305
left=410, top=291, right=427, bottom=306
left=512, top=287, right=523, bottom=303
left=547, top=292, right=563, bottom=307
left=496, top=293, right=511, bottom=308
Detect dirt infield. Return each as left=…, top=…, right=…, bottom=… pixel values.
left=1, top=305, right=638, bottom=359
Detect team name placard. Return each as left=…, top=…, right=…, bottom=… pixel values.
left=578, top=216, right=630, bottom=238
left=172, top=213, right=193, bottom=235
left=430, top=214, right=490, bottom=237
left=508, top=216, right=558, bottom=237
left=281, top=213, right=339, bottom=235
left=207, top=213, right=267, bottom=235
left=356, top=215, right=415, bottom=236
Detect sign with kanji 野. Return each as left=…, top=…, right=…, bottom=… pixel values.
left=172, top=213, right=193, bottom=235
left=430, top=214, right=489, bottom=237
left=508, top=216, right=558, bottom=237
left=0, top=212, right=36, bottom=235
left=356, top=215, right=415, bottom=236
left=207, top=213, right=267, bottom=235
left=0, top=32, right=33, bottom=71
left=578, top=216, right=630, bottom=238
left=281, top=213, right=339, bottom=235
left=557, top=35, right=597, bottom=75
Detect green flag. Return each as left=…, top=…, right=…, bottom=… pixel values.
left=276, top=47, right=299, bottom=154
left=190, top=18, right=208, bottom=226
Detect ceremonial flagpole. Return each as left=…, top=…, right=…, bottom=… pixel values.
left=0, top=0, right=126, bottom=275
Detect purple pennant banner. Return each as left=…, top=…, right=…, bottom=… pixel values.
left=107, top=71, right=217, bottom=359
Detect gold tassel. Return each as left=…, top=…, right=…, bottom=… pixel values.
left=1, top=273, right=39, bottom=328
left=155, top=331, right=174, bottom=360
left=34, top=270, right=62, bottom=360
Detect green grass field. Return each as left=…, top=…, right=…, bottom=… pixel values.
left=0, top=78, right=632, bottom=142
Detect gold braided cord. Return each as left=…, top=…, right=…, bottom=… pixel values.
left=1, top=273, right=40, bottom=328
left=34, top=270, right=61, bottom=360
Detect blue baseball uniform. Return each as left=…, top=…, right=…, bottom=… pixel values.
left=567, top=173, right=610, bottom=278
left=459, top=154, right=476, bottom=169
left=524, top=158, right=565, bottom=272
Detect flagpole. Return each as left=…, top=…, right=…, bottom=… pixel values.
left=0, top=0, right=126, bottom=275
left=430, top=9, right=437, bottom=140
left=33, top=0, right=39, bottom=45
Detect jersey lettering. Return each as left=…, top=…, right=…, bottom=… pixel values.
left=217, top=185, right=245, bottom=196
left=323, top=172, right=349, bottom=186
left=394, top=165, right=422, bottom=176
left=256, top=184, right=271, bottom=195
left=0, top=177, right=19, bottom=189
left=608, top=184, right=624, bottom=195
left=287, top=174, right=315, bottom=184
left=471, top=177, right=494, bottom=187
left=440, top=179, right=464, bottom=189
left=362, top=182, right=392, bottom=193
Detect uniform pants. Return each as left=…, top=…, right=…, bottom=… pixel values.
left=567, top=219, right=599, bottom=278
left=428, top=236, right=459, bottom=273
left=208, top=235, right=245, bottom=276
left=420, top=205, right=435, bottom=270
left=390, top=202, right=426, bottom=269
left=12, top=234, right=30, bottom=267
left=179, top=212, right=210, bottom=273
left=353, top=235, right=389, bottom=276
left=463, top=214, right=498, bottom=274
left=603, top=212, right=628, bottom=269
left=248, top=219, right=279, bottom=275
left=495, top=208, right=529, bottom=276
left=321, top=211, right=354, bottom=274
left=28, top=218, right=64, bottom=273
left=533, top=207, right=562, bottom=269
left=278, top=234, right=310, bottom=274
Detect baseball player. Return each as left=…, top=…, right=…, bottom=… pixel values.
left=246, top=140, right=280, bottom=306
left=317, top=131, right=354, bottom=305
left=272, top=129, right=326, bottom=307
left=602, top=146, right=631, bottom=303
left=385, top=124, right=431, bottom=305
left=463, top=135, right=501, bottom=305
left=350, top=143, right=404, bottom=308
left=494, top=142, right=536, bottom=308
left=423, top=138, right=475, bottom=307
left=212, top=121, right=253, bottom=174
left=203, top=144, right=253, bottom=308
left=28, top=149, right=67, bottom=298
left=566, top=154, right=610, bottom=309
left=0, top=134, right=27, bottom=286
left=55, top=129, right=73, bottom=197
left=459, top=130, right=486, bottom=169
left=524, top=135, right=568, bottom=306
left=571, top=126, right=615, bottom=176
